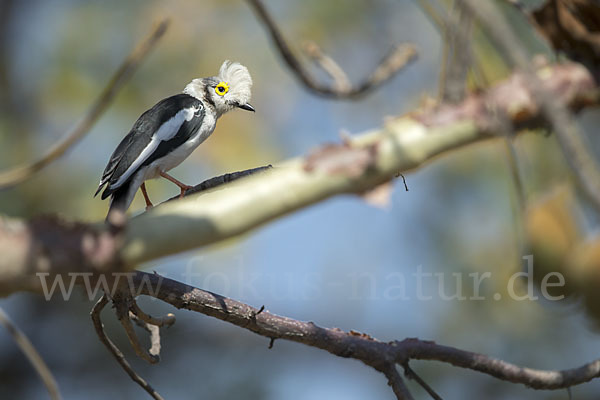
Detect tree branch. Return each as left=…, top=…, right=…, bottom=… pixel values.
left=0, top=307, right=62, bottom=400
left=301, top=40, right=352, bottom=92
left=91, top=295, right=164, bottom=400
left=101, top=270, right=600, bottom=398
left=115, top=296, right=160, bottom=364
left=0, top=19, right=169, bottom=190
left=383, top=364, right=415, bottom=400
left=246, top=0, right=417, bottom=99
left=165, top=165, right=273, bottom=202
left=121, top=61, right=599, bottom=267
left=5, top=3, right=600, bottom=399
left=402, top=362, right=443, bottom=400
left=129, top=300, right=175, bottom=328
left=0, top=61, right=597, bottom=296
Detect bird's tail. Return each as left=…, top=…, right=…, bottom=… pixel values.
left=105, top=182, right=132, bottom=222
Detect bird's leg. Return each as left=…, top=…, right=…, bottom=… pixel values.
left=159, top=171, right=193, bottom=198
left=140, top=182, right=154, bottom=210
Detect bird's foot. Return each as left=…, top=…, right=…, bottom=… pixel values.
left=140, top=182, right=154, bottom=211
left=179, top=185, right=193, bottom=198
left=160, top=171, right=193, bottom=198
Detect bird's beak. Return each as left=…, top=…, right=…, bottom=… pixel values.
left=237, top=103, right=255, bottom=112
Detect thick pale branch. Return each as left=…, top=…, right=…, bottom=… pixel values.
left=122, top=62, right=598, bottom=267
left=0, top=62, right=596, bottom=295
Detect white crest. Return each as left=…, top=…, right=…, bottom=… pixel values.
left=218, top=60, right=252, bottom=105
left=183, top=61, right=253, bottom=116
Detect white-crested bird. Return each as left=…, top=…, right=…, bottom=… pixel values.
left=95, top=61, right=254, bottom=217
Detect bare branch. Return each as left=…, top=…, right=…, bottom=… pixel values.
left=302, top=41, right=351, bottom=92
left=383, top=364, right=415, bottom=400
left=0, top=19, right=170, bottom=190
left=120, top=271, right=600, bottom=397
left=129, top=312, right=162, bottom=358
left=113, top=291, right=160, bottom=364
left=130, top=301, right=176, bottom=328
left=402, top=362, right=443, bottom=400
left=0, top=307, right=61, bottom=400
left=129, top=300, right=176, bottom=359
left=246, top=0, right=417, bottom=99
left=416, top=0, right=447, bottom=33
left=399, top=338, right=600, bottom=389
left=90, top=295, right=164, bottom=400
left=439, top=2, right=473, bottom=103
left=165, top=165, right=273, bottom=202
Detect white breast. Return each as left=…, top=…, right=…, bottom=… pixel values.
left=112, top=107, right=200, bottom=189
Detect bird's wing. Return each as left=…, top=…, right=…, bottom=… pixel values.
left=95, top=94, right=204, bottom=199
left=139, top=102, right=205, bottom=170
left=94, top=128, right=141, bottom=197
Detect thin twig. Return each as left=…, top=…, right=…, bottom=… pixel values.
left=416, top=0, right=472, bottom=102
left=115, top=297, right=159, bottom=364
left=439, top=1, right=473, bottom=103
left=383, top=364, right=415, bottom=400
left=501, top=127, right=529, bottom=248
left=503, top=0, right=527, bottom=14
left=0, top=307, right=62, bottom=400
left=130, top=301, right=176, bottom=328
left=128, top=300, right=175, bottom=359
left=438, top=0, right=530, bottom=263
left=402, top=362, right=443, bottom=400
left=302, top=41, right=351, bottom=92
left=90, top=295, right=164, bottom=400
left=398, top=173, right=409, bottom=192
left=246, top=0, right=417, bottom=99
left=0, top=19, right=170, bottom=190
left=129, top=312, right=162, bottom=358
left=416, top=0, right=446, bottom=34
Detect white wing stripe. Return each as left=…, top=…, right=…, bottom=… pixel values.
left=111, top=107, right=197, bottom=189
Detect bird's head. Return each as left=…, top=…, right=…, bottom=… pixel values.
left=184, top=61, right=254, bottom=117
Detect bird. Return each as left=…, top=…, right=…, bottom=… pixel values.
left=94, top=60, right=254, bottom=218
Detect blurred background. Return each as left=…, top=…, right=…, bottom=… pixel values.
left=1, top=0, right=600, bottom=399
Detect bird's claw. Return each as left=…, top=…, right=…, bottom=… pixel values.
left=179, top=186, right=193, bottom=198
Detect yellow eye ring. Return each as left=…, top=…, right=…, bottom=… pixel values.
left=215, top=82, right=229, bottom=96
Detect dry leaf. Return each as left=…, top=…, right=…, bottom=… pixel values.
left=362, top=181, right=394, bottom=209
